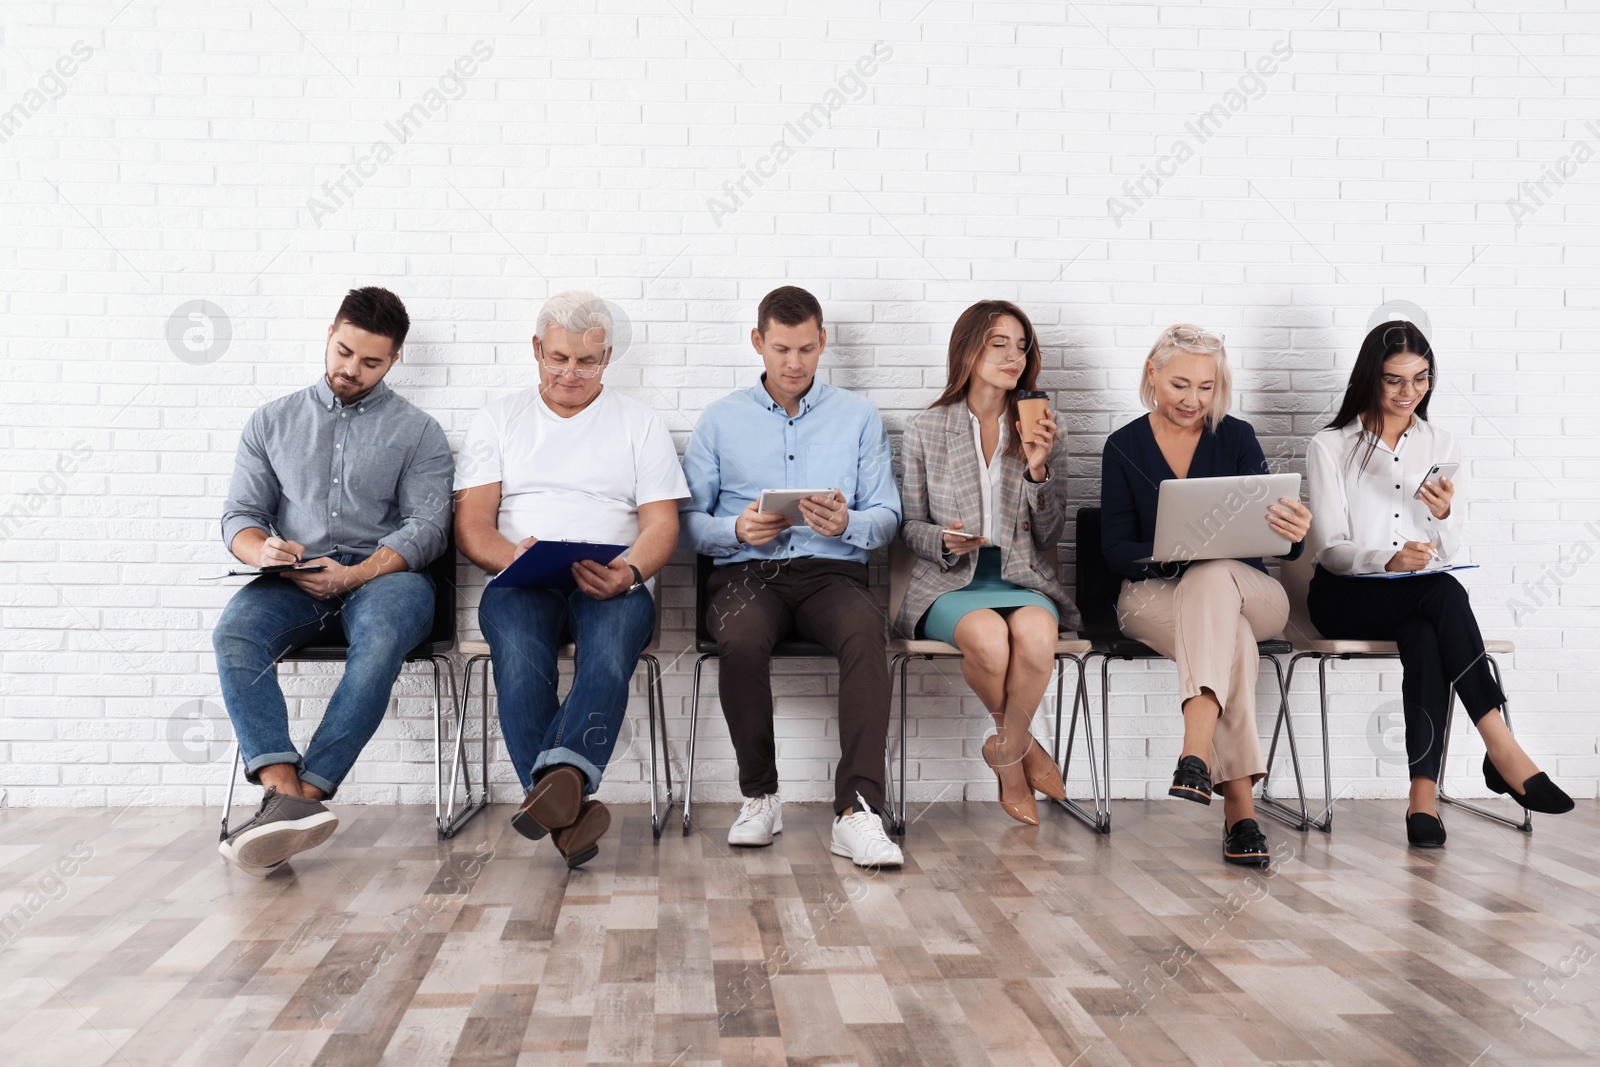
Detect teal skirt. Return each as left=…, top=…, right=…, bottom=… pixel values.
left=917, top=546, right=1059, bottom=644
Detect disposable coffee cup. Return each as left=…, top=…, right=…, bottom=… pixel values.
left=1016, top=390, right=1050, bottom=444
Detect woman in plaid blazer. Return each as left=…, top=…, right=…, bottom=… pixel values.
left=897, top=300, right=1082, bottom=825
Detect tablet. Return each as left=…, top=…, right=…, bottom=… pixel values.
left=757, top=488, right=834, bottom=523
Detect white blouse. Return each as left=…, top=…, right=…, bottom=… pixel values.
left=1306, top=417, right=1463, bottom=576
left=966, top=407, right=1007, bottom=540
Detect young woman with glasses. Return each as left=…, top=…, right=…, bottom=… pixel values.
left=1306, top=320, right=1573, bottom=848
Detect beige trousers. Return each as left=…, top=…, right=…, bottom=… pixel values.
left=1116, top=559, right=1290, bottom=785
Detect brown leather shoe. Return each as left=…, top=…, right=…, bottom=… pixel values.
left=982, top=734, right=1039, bottom=826
left=552, top=800, right=611, bottom=869
left=510, top=765, right=585, bottom=841
left=1020, top=738, right=1066, bottom=801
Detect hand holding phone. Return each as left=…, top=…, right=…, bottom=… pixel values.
left=1412, top=462, right=1458, bottom=500
left=1414, top=462, right=1458, bottom=521
left=940, top=521, right=986, bottom=556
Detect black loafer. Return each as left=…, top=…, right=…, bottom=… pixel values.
left=1484, top=756, right=1574, bottom=815
left=1169, top=755, right=1213, bottom=805
left=1405, top=810, right=1447, bottom=848
left=1222, top=818, right=1270, bottom=867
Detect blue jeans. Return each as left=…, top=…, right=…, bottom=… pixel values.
left=212, top=558, right=434, bottom=796
left=477, top=583, right=655, bottom=795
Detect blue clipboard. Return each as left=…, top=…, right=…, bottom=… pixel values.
left=1351, top=564, right=1478, bottom=580
left=487, top=539, right=628, bottom=590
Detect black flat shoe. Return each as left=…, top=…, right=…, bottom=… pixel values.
left=1405, top=810, right=1447, bottom=848
left=1223, top=818, right=1270, bottom=867
left=1484, top=755, right=1575, bottom=815
left=1169, top=755, right=1213, bottom=805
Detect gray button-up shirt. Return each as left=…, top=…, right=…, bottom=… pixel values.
left=221, top=378, right=453, bottom=571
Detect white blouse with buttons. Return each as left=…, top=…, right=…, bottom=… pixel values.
left=967, top=407, right=1008, bottom=541
left=1306, top=416, right=1463, bottom=575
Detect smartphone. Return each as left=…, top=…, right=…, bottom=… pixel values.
left=1412, top=462, right=1459, bottom=500
left=940, top=528, right=983, bottom=539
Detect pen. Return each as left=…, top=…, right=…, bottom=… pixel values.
left=267, top=522, right=301, bottom=563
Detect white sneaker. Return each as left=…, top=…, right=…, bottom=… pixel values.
left=830, top=792, right=903, bottom=868
left=728, top=793, right=782, bottom=847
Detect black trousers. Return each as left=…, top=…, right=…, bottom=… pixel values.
left=1308, top=566, right=1506, bottom=782
left=707, top=558, right=889, bottom=815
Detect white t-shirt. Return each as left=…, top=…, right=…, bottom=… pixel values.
left=455, top=387, right=689, bottom=547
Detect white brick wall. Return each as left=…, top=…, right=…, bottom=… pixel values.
left=3, top=0, right=1597, bottom=810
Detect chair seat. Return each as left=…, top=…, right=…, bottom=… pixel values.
left=459, top=638, right=491, bottom=657
left=283, top=638, right=452, bottom=663
left=888, top=637, right=961, bottom=656
left=694, top=637, right=831, bottom=657
left=1295, top=637, right=1514, bottom=656
left=1095, top=637, right=1291, bottom=658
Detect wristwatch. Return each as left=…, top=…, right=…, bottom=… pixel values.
left=626, top=564, right=645, bottom=593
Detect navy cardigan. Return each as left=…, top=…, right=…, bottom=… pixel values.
left=1100, top=413, right=1304, bottom=582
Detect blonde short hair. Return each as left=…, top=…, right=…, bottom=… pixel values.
left=1139, top=324, right=1233, bottom=431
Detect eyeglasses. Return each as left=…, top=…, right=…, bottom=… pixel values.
left=1166, top=326, right=1225, bottom=351
left=540, top=355, right=606, bottom=379
left=1381, top=371, right=1431, bottom=392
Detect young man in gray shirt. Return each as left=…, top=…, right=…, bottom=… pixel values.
left=213, top=287, right=453, bottom=876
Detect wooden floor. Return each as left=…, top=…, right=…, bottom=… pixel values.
left=0, top=798, right=1596, bottom=1067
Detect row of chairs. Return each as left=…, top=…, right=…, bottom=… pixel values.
left=220, top=510, right=1530, bottom=849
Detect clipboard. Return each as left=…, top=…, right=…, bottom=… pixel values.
left=487, top=539, right=628, bottom=590
left=200, top=564, right=326, bottom=581
left=1351, top=564, right=1478, bottom=580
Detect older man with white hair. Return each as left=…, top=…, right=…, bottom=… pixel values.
left=455, top=291, right=687, bottom=869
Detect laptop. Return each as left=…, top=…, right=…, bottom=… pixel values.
left=1133, top=473, right=1302, bottom=564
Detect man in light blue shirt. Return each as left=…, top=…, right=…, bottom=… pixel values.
left=681, top=286, right=903, bottom=867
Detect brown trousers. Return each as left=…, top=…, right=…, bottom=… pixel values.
left=707, top=558, right=889, bottom=814
left=1117, top=559, right=1289, bottom=785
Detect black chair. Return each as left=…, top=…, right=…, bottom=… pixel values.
left=681, top=554, right=897, bottom=836
left=218, top=538, right=457, bottom=842
left=1058, top=507, right=1295, bottom=834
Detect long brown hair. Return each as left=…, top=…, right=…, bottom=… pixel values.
left=929, top=299, right=1042, bottom=458
left=1327, top=320, right=1437, bottom=474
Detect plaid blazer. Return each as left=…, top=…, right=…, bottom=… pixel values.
left=894, top=401, right=1082, bottom=638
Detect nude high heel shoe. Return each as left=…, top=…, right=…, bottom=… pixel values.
left=1020, top=737, right=1066, bottom=802
left=982, top=734, right=1040, bottom=826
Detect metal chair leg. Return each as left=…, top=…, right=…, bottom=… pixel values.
left=220, top=741, right=242, bottom=842
left=887, top=653, right=911, bottom=835
left=1315, top=655, right=1335, bottom=832
left=1438, top=654, right=1532, bottom=833
left=642, top=653, right=675, bottom=841
left=439, top=653, right=490, bottom=839
left=1053, top=651, right=1109, bottom=834
left=683, top=654, right=711, bottom=836
left=1256, top=652, right=1310, bottom=832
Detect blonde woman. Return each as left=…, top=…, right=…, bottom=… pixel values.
left=898, top=300, right=1082, bottom=826
left=1100, top=325, right=1311, bottom=866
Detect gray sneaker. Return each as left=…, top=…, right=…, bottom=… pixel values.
left=218, top=786, right=339, bottom=873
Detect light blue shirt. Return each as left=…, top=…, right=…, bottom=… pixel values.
left=681, top=377, right=902, bottom=566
